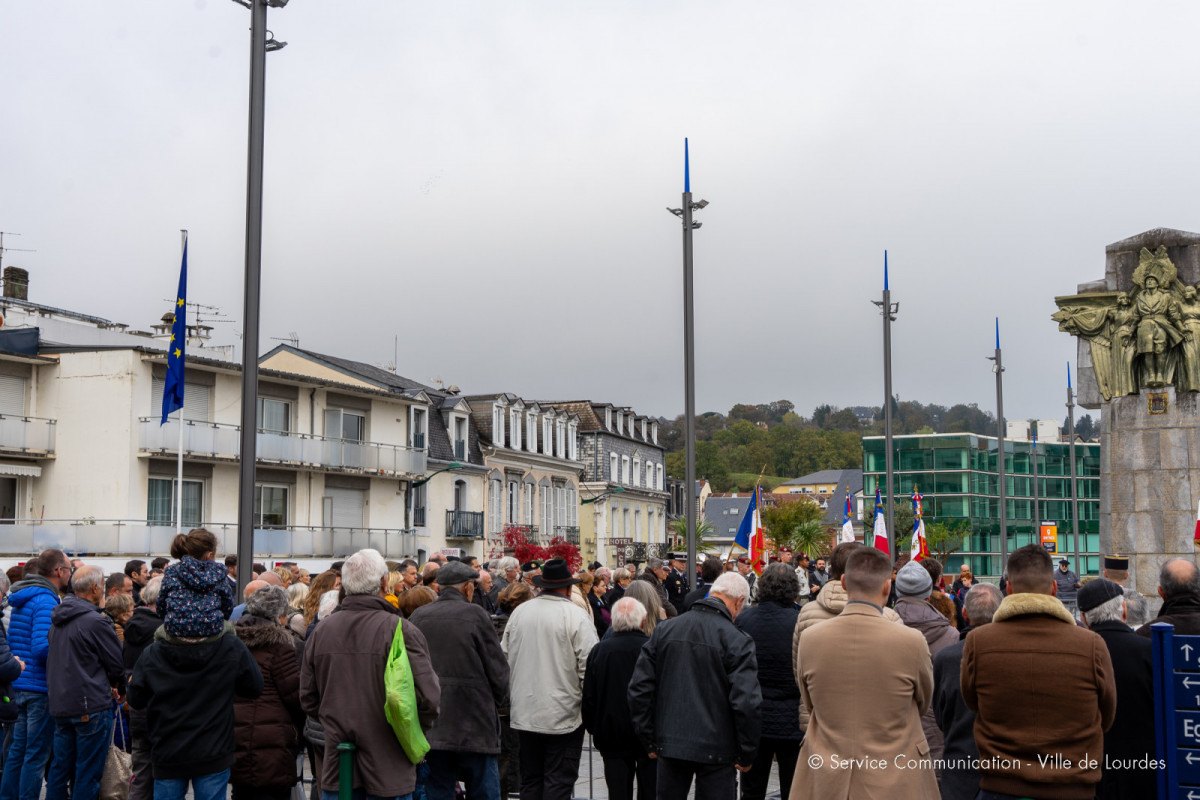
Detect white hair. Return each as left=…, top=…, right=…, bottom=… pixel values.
left=287, top=581, right=309, bottom=608
left=318, top=589, right=340, bottom=620
left=1084, top=594, right=1126, bottom=626
left=611, top=596, right=647, bottom=632
left=341, top=548, right=387, bottom=596
left=498, top=557, right=519, bottom=574
left=72, top=565, right=105, bottom=595
left=711, top=571, right=750, bottom=600
left=140, top=575, right=163, bottom=607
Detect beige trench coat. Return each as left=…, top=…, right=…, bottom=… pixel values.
left=790, top=602, right=938, bottom=800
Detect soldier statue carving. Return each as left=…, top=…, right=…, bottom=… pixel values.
left=1053, top=246, right=1197, bottom=397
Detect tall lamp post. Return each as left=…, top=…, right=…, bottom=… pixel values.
left=1066, top=362, right=1080, bottom=571
left=987, top=319, right=1008, bottom=577
left=668, top=140, right=707, bottom=584
left=231, top=0, right=288, bottom=592
left=872, top=252, right=899, bottom=555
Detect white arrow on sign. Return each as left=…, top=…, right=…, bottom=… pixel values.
left=1189, top=790, right=1200, bottom=800
left=1186, top=677, right=1200, bottom=690
left=1187, top=751, right=1200, bottom=765
left=1184, top=643, right=1195, bottom=661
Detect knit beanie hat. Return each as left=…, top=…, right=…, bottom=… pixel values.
left=895, top=560, right=933, bottom=599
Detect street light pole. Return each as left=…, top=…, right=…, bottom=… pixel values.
left=233, top=0, right=286, bottom=593
left=988, top=319, right=1008, bottom=577
left=872, top=252, right=898, bottom=556
left=668, top=139, right=706, bottom=583
left=1066, top=362, right=1079, bottom=571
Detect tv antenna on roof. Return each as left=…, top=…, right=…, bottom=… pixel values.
left=271, top=332, right=300, bottom=347
left=0, top=233, right=35, bottom=272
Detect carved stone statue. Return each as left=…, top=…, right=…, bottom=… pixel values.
left=1053, top=246, right=1198, bottom=399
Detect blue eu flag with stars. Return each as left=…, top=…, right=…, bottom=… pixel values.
left=160, top=237, right=187, bottom=425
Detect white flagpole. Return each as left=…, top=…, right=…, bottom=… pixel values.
left=176, top=229, right=187, bottom=536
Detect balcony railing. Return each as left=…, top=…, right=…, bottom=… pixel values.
left=0, top=519, right=420, bottom=559
left=138, top=418, right=427, bottom=477
left=413, top=507, right=427, bottom=528
left=446, top=510, right=484, bottom=539
left=0, top=415, right=55, bottom=457
left=555, top=525, right=580, bottom=545
left=412, top=433, right=426, bottom=449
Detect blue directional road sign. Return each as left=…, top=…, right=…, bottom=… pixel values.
left=1153, top=626, right=1200, bottom=799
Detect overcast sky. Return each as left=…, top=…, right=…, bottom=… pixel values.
left=4, top=1, right=1199, bottom=424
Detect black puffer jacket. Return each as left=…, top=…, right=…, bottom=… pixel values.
left=628, top=597, right=761, bottom=766
left=734, top=600, right=801, bottom=740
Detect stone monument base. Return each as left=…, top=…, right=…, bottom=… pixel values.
left=1102, top=386, right=1200, bottom=593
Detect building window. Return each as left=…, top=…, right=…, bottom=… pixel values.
left=507, top=481, right=520, bottom=524
left=657, top=464, right=664, bottom=491
left=453, top=417, right=467, bottom=460
left=411, top=482, right=427, bottom=527
left=605, top=407, right=612, bottom=430
left=254, top=484, right=289, bottom=527
left=610, top=504, right=618, bottom=536
left=641, top=419, right=648, bottom=440
left=621, top=456, right=630, bottom=484
left=524, top=483, right=535, bottom=526
left=543, top=484, right=553, bottom=532
left=633, top=458, right=642, bottom=488
left=651, top=422, right=658, bottom=444
left=623, top=507, right=631, bottom=539
left=634, top=508, right=641, bottom=541
left=526, top=413, right=537, bottom=452
left=148, top=478, right=204, bottom=528
left=257, top=398, right=290, bottom=433
left=610, top=453, right=618, bottom=482
left=325, top=408, right=365, bottom=441
left=616, top=412, right=624, bottom=435
left=492, top=405, right=505, bottom=448
left=555, top=420, right=565, bottom=459
left=489, top=478, right=503, bottom=532
left=568, top=423, right=578, bottom=460
left=411, top=408, right=427, bottom=449
left=151, top=379, right=211, bottom=422
left=542, top=417, right=552, bottom=455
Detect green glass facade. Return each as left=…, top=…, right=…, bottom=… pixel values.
left=862, top=433, right=1101, bottom=579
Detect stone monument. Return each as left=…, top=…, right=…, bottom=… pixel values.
left=1053, top=228, right=1200, bottom=593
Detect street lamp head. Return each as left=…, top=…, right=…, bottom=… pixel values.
left=694, top=199, right=709, bottom=209
left=267, top=0, right=290, bottom=7
left=265, top=31, right=287, bottom=51
left=667, top=207, right=684, bottom=217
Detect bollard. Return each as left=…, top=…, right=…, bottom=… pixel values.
left=337, top=742, right=357, bottom=800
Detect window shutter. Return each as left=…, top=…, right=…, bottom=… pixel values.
left=0, top=376, right=25, bottom=416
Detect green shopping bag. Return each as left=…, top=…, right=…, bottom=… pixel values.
left=383, top=616, right=430, bottom=764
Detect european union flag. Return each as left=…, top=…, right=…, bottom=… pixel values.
left=160, top=237, right=187, bottom=425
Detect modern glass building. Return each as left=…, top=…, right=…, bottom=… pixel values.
left=862, top=433, right=1100, bottom=578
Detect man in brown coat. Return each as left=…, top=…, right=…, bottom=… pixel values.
left=962, top=544, right=1116, bottom=800
left=790, top=547, right=937, bottom=800
left=301, top=548, right=441, bottom=800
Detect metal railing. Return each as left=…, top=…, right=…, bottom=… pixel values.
left=413, top=507, right=427, bottom=527
left=0, top=519, right=419, bottom=559
left=555, top=525, right=580, bottom=545
left=446, top=510, right=484, bottom=538
left=0, top=415, right=55, bottom=456
left=138, top=418, right=427, bottom=476
left=412, top=433, right=425, bottom=449
left=453, top=441, right=466, bottom=460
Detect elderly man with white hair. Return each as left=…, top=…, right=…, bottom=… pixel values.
left=628, top=571, right=760, bottom=800
left=583, top=598, right=654, bottom=800
left=301, top=549, right=441, bottom=800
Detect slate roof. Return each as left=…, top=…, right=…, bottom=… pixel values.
left=823, top=469, right=865, bottom=527
left=262, top=345, right=437, bottom=395
left=782, top=469, right=852, bottom=487
left=703, top=495, right=752, bottom=538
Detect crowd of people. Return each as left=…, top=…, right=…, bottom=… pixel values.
left=0, top=531, right=1175, bottom=800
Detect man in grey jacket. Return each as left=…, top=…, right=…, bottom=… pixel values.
left=45, top=565, right=124, bottom=800
left=410, top=561, right=509, bottom=800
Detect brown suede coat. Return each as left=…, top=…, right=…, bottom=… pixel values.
left=961, top=592, right=1117, bottom=800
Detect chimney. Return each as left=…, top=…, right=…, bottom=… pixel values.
left=3, top=268, right=28, bottom=301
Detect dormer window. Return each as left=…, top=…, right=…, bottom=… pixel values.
left=652, top=422, right=659, bottom=444
left=641, top=419, right=647, bottom=440
left=526, top=411, right=537, bottom=452
left=492, top=404, right=505, bottom=448
left=616, top=411, right=624, bottom=435
left=605, top=407, right=612, bottom=430
left=542, top=416, right=553, bottom=455
left=510, top=407, right=522, bottom=450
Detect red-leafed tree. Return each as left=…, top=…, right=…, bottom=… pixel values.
left=501, top=524, right=581, bottom=573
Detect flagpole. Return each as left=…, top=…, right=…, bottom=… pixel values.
left=176, top=230, right=187, bottom=536
left=873, top=252, right=898, bottom=558
left=989, top=319, right=1008, bottom=578
left=1066, top=362, right=1079, bottom=573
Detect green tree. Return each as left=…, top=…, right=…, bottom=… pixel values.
left=762, top=499, right=827, bottom=557
left=668, top=516, right=717, bottom=555
left=924, top=519, right=969, bottom=567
